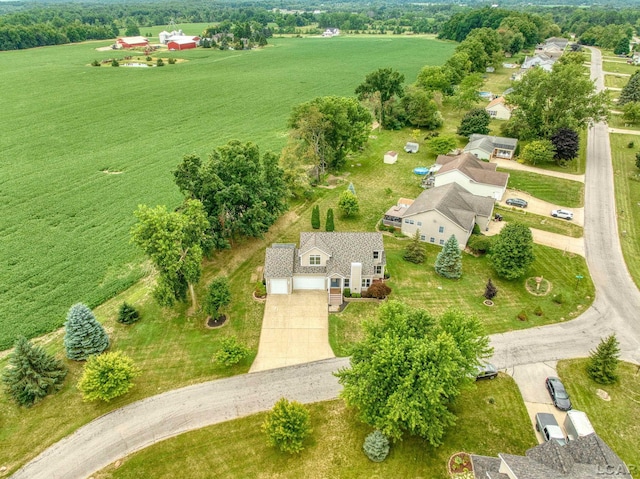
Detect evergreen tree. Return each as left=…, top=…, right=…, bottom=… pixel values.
left=63, top=303, right=109, bottom=361
left=586, top=335, right=621, bottom=384
left=2, top=337, right=67, bottom=407
left=117, top=302, right=140, bottom=325
left=347, top=182, right=357, bottom=196
left=325, top=208, right=335, bottom=232
left=403, top=230, right=426, bottom=264
left=363, top=430, right=390, bottom=462
left=618, top=71, right=640, bottom=106
left=636, top=152, right=640, bottom=170
left=435, top=235, right=462, bottom=279
left=491, top=223, right=535, bottom=280
left=311, top=205, right=321, bottom=229
left=484, top=279, right=498, bottom=300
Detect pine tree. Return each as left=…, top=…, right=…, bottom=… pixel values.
left=347, top=182, right=357, bottom=196
left=64, top=303, right=110, bottom=361
left=363, top=430, right=390, bottom=462
left=586, top=335, right=621, bottom=384
left=311, top=205, right=321, bottom=229
left=325, top=208, right=335, bottom=232
left=619, top=71, right=640, bottom=106
left=484, top=279, right=498, bottom=300
left=403, top=230, right=426, bottom=264
left=2, top=337, right=67, bottom=407
left=434, top=235, right=462, bottom=279
left=117, top=302, right=140, bottom=325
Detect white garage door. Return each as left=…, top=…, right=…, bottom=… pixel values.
left=269, top=279, right=288, bottom=295
left=293, top=276, right=326, bottom=290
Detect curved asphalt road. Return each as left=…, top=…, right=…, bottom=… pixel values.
left=10, top=47, right=640, bottom=479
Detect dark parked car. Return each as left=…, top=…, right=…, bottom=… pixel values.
left=546, top=376, right=572, bottom=411
left=476, top=362, right=498, bottom=380
left=506, top=198, right=528, bottom=208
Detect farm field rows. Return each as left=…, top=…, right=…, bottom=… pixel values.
left=0, top=35, right=455, bottom=349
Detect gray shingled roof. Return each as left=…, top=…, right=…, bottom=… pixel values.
left=402, top=183, right=495, bottom=232
left=471, top=455, right=509, bottom=479
left=436, top=153, right=509, bottom=188
left=264, top=233, right=385, bottom=279
left=465, top=134, right=518, bottom=155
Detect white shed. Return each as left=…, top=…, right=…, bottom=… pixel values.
left=384, top=151, right=398, bottom=164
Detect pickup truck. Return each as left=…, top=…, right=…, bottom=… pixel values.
left=535, top=412, right=567, bottom=446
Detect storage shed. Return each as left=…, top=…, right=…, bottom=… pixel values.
left=384, top=151, right=398, bottom=164
left=404, top=142, right=419, bottom=153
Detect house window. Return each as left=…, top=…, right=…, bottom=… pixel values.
left=439, top=239, right=445, bottom=245
left=375, top=265, right=382, bottom=275
left=408, top=219, right=414, bottom=225
left=309, top=255, right=321, bottom=265
left=344, top=279, right=350, bottom=288
left=373, top=251, right=379, bottom=260
left=430, top=237, right=435, bottom=243
left=417, top=221, right=422, bottom=226
left=420, top=235, right=426, bottom=241
left=438, top=226, right=445, bottom=233
left=404, top=219, right=410, bottom=224
left=362, top=278, right=371, bottom=288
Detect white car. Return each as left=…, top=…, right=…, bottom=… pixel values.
left=551, top=209, right=573, bottom=220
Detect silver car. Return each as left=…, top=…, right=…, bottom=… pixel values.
left=551, top=209, right=573, bottom=220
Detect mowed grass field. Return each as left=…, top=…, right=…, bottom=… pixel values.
left=0, top=35, right=455, bottom=349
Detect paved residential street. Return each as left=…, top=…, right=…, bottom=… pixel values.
left=9, top=47, right=640, bottom=479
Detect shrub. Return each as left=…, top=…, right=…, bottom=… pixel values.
left=484, top=279, right=498, bottom=300
left=363, top=430, right=390, bottom=462
left=343, top=288, right=351, bottom=298
left=325, top=208, right=335, bottom=232
left=255, top=281, right=267, bottom=298
left=214, top=336, right=249, bottom=366
left=552, top=293, right=564, bottom=304
left=352, top=293, right=361, bottom=298
left=517, top=310, right=528, bottom=321
left=472, top=223, right=481, bottom=235
left=64, top=303, right=109, bottom=361
left=262, top=398, right=312, bottom=454
left=77, top=352, right=139, bottom=402
left=363, top=282, right=391, bottom=299
left=311, top=205, right=320, bottom=229
left=168, top=57, right=176, bottom=64
left=587, top=335, right=620, bottom=384
left=467, top=235, right=492, bottom=255
left=338, top=190, right=359, bottom=217
left=111, top=59, right=119, bottom=67
left=146, top=56, right=152, bottom=61
left=91, top=59, right=100, bottom=67
left=1, top=337, right=67, bottom=407
left=156, top=58, right=164, bottom=67
left=533, top=305, right=544, bottom=316
left=117, top=302, right=140, bottom=325
left=628, top=141, right=635, bottom=148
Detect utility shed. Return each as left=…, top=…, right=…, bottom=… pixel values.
left=404, top=142, right=419, bottom=153
left=384, top=151, right=398, bottom=164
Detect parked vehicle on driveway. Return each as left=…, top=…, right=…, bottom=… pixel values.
left=535, top=412, right=567, bottom=446
left=546, top=376, right=572, bottom=411
left=475, top=362, right=498, bottom=380
left=564, top=410, right=594, bottom=441
left=551, top=209, right=573, bottom=220
left=506, top=198, right=528, bottom=208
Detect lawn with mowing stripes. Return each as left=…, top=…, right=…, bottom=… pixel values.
left=610, top=133, right=640, bottom=289
left=0, top=35, right=455, bottom=349
left=603, top=61, right=639, bottom=75
left=94, top=377, right=534, bottom=479
left=499, top=169, right=584, bottom=207
left=605, top=74, right=630, bottom=89
left=494, top=206, right=583, bottom=238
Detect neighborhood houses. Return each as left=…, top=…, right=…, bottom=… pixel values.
left=463, top=134, right=518, bottom=160
left=432, top=152, right=510, bottom=200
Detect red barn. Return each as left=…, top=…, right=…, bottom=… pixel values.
left=117, top=36, right=149, bottom=48
left=167, top=38, right=198, bottom=50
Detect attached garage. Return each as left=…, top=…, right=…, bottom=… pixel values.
left=268, top=279, right=289, bottom=295
left=293, top=276, right=326, bottom=290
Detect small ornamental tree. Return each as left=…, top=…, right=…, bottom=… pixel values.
left=204, top=277, right=232, bottom=320
left=262, top=398, right=312, bottom=454
left=403, top=230, right=426, bottom=264
left=550, top=127, right=580, bottom=163
left=586, top=335, right=621, bottom=385
left=338, top=190, right=359, bottom=217
left=363, top=282, right=392, bottom=299
left=77, top=352, right=139, bottom=402
left=2, top=337, right=67, bottom=407
left=311, top=205, right=320, bottom=229
left=325, top=208, right=335, bottom=232
left=490, top=223, right=535, bottom=280
left=64, top=303, right=109, bottom=361
left=435, top=235, right=462, bottom=279
left=426, top=135, right=457, bottom=156
left=484, top=279, right=498, bottom=301
left=520, top=140, right=556, bottom=166
left=117, top=302, right=140, bottom=325
left=457, top=108, right=491, bottom=138
left=363, top=430, right=390, bottom=462
left=214, top=336, right=249, bottom=366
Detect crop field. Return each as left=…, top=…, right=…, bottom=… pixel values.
left=0, top=35, right=455, bottom=349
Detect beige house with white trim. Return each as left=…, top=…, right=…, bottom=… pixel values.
left=486, top=96, right=512, bottom=120
left=432, top=153, right=509, bottom=201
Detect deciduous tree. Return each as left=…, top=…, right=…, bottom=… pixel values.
left=338, top=190, right=359, bottom=217
left=204, top=276, right=231, bottom=320
left=335, top=301, right=491, bottom=445
left=214, top=336, right=249, bottom=366
left=550, top=127, right=580, bottom=163
left=2, top=337, right=67, bottom=407
left=622, top=102, right=640, bottom=125
left=520, top=139, right=556, bottom=165
left=64, top=303, right=109, bottom=361
left=450, top=73, right=484, bottom=111
left=401, top=86, right=443, bottom=129
left=77, top=351, right=139, bottom=402
left=586, top=335, right=620, bottom=384
left=262, top=398, right=312, bottom=453
left=426, top=135, right=457, bottom=156
left=490, top=222, right=535, bottom=280
left=435, top=235, right=462, bottom=279
left=457, top=108, right=491, bottom=137
left=355, top=68, right=405, bottom=128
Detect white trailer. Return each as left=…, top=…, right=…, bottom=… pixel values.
left=564, top=410, right=594, bottom=441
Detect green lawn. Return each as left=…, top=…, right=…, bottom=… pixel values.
left=330, top=239, right=594, bottom=355
left=94, top=376, right=535, bottom=479
left=605, top=74, right=630, bottom=89
left=499, top=169, right=585, bottom=207
left=608, top=113, right=640, bottom=131
left=603, top=61, right=639, bottom=75
left=495, top=206, right=583, bottom=238
left=610, top=134, right=640, bottom=289
left=558, top=359, right=640, bottom=473
left=512, top=132, right=587, bottom=176
left=0, top=35, right=455, bottom=349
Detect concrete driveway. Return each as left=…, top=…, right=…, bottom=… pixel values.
left=485, top=220, right=585, bottom=256
left=249, top=291, right=334, bottom=373
left=500, top=189, right=584, bottom=226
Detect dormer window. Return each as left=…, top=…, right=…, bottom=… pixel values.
left=373, top=251, right=379, bottom=260
left=309, top=255, right=321, bottom=265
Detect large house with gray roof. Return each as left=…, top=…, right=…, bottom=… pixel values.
left=382, top=183, right=495, bottom=248
left=471, top=433, right=631, bottom=479
left=432, top=152, right=509, bottom=201
left=263, top=232, right=386, bottom=305
left=464, top=134, right=518, bottom=161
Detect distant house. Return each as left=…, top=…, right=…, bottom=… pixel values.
left=382, top=183, right=495, bottom=248
left=116, top=36, right=149, bottom=48
left=463, top=134, right=518, bottom=161
left=485, top=96, right=512, bottom=120
left=432, top=152, right=509, bottom=200
left=322, top=28, right=340, bottom=37
left=521, top=53, right=555, bottom=71
left=471, top=433, right=631, bottom=479
left=263, top=232, right=386, bottom=306
left=167, top=37, right=198, bottom=50
left=384, top=151, right=398, bottom=164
